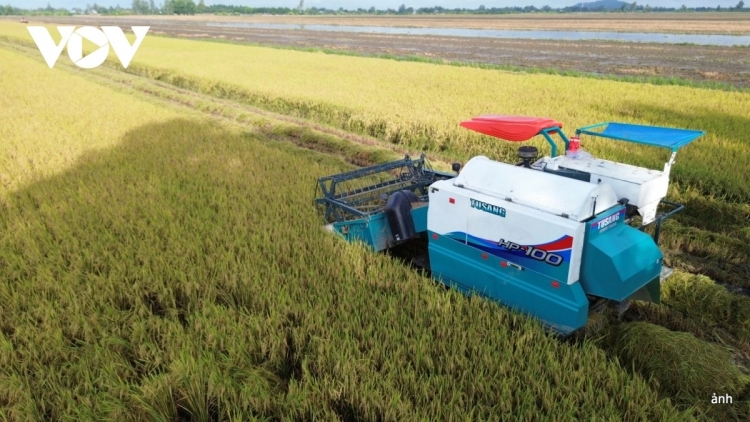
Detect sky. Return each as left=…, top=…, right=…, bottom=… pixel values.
left=7, top=1, right=739, bottom=10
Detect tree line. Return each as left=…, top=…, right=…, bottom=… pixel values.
left=1, top=1, right=747, bottom=17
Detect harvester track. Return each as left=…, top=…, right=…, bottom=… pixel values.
left=0, top=38, right=454, bottom=173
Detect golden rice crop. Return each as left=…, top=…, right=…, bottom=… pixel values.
left=0, top=42, right=696, bottom=421
left=0, top=44, right=176, bottom=200
left=3, top=22, right=749, bottom=202
left=615, top=322, right=750, bottom=421
left=0, top=23, right=747, bottom=420
left=8, top=20, right=743, bottom=286
left=111, top=30, right=750, bottom=202
left=53, top=26, right=746, bottom=290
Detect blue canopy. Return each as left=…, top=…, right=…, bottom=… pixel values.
left=575, top=122, right=704, bottom=152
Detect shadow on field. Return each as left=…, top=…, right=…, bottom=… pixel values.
left=1, top=118, right=747, bottom=421
left=3, top=117, right=547, bottom=421
left=0, top=118, right=345, bottom=421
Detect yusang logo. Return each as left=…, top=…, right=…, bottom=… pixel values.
left=470, top=199, right=506, bottom=217
left=27, top=26, right=149, bottom=69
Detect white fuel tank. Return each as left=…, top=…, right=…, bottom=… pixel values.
left=544, top=155, right=669, bottom=225
left=453, top=156, right=618, bottom=221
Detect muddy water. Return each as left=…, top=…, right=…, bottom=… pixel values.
left=205, top=22, right=750, bottom=47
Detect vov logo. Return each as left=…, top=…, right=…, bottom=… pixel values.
left=27, top=26, right=149, bottom=69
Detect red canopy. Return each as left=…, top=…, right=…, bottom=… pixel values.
left=459, top=115, right=563, bottom=142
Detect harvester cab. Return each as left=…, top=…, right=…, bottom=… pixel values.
left=314, top=116, right=704, bottom=335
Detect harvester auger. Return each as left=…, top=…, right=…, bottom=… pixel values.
left=314, top=116, right=704, bottom=335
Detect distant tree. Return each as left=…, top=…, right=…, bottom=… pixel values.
left=645, top=4, right=651, bottom=12
left=297, top=0, right=304, bottom=11
left=620, top=4, right=626, bottom=11
left=681, top=4, right=687, bottom=11
left=630, top=2, right=637, bottom=11
left=737, top=1, right=745, bottom=10
left=166, top=0, right=195, bottom=14
left=542, top=5, right=551, bottom=12
left=197, top=0, right=206, bottom=13
left=478, top=5, right=485, bottom=11
left=149, top=0, right=156, bottom=12
left=132, top=0, right=150, bottom=14
left=398, top=4, right=406, bottom=14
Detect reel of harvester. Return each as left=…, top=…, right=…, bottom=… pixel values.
left=314, top=154, right=457, bottom=256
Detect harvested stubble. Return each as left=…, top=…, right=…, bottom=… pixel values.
left=98, top=13, right=750, bottom=35
left=0, top=46, right=692, bottom=420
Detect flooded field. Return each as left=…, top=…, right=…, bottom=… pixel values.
left=206, top=21, right=750, bottom=46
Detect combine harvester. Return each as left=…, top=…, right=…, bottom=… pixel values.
left=315, top=116, right=703, bottom=335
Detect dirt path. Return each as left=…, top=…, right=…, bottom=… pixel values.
left=16, top=15, right=750, bottom=88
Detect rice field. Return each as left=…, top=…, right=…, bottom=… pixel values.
left=70, top=25, right=750, bottom=290
left=1, top=21, right=749, bottom=421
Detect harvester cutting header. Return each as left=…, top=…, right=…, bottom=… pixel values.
left=315, top=116, right=704, bottom=335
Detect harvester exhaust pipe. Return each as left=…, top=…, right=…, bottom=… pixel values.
left=518, top=146, right=539, bottom=168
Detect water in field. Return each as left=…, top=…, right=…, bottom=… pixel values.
left=205, top=22, right=750, bottom=47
